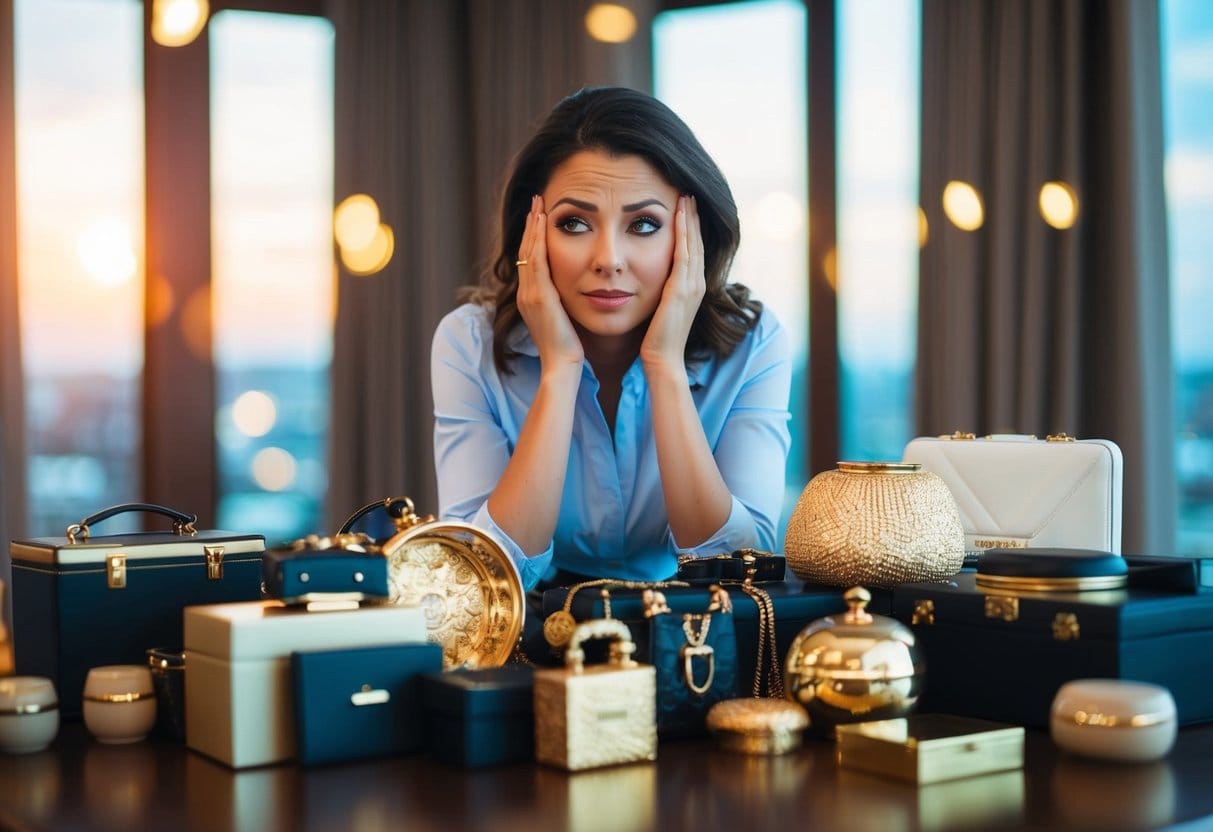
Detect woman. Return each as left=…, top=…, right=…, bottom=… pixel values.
left=431, top=87, right=791, bottom=590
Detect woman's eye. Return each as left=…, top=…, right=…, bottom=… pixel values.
left=630, top=216, right=661, bottom=236
left=556, top=216, right=589, bottom=233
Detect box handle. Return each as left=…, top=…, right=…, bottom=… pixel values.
left=66, top=502, right=198, bottom=544
left=337, top=495, right=431, bottom=536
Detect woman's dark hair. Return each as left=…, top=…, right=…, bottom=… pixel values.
left=466, top=86, right=762, bottom=373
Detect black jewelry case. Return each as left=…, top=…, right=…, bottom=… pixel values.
left=891, top=549, right=1213, bottom=728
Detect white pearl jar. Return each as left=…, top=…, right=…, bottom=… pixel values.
left=83, top=665, right=157, bottom=744
left=0, top=676, right=60, bottom=753
left=1050, top=678, right=1177, bottom=762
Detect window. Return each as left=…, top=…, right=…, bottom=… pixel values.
left=654, top=0, right=809, bottom=535
left=16, top=3, right=334, bottom=540
left=1162, top=0, right=1213, bottom=554
left=210, top=10, right=335, bottom=542
left=836, top=0, right=920, bottom=464
left=16, top=0, right=144, bottom=535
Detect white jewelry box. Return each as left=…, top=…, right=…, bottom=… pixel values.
left=902, top=433, right=1123, bottom=554
left=184, top=601, right=425, bottom=769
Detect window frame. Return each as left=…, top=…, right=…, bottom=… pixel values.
left=141, top=0, right=325, bottom=524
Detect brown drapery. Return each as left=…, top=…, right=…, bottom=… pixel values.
left=323, top=0, right=654, bottom=529
left=916, top=0, right=1177, bottom=554
left=0, top=0, right=25, bottom=632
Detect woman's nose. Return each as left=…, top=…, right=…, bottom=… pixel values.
left=592, top=232, right=624, bottom=274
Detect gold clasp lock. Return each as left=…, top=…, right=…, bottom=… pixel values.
left=1046, top=433, right=1077, bottom=442
left=984, top=595, right=1019, bottom=622
left=205, top=545, right=225, bottom=580
left=106, top=553, right=127, bottom=589
left=1053, top=612, right=1080, bottom=641
left=912, top=599, right=935, bottom=626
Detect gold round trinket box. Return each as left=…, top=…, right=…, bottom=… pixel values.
left=705, top=698, right=810, bottom=755
left=360, top=497, right=525, bottom=670
left=784, top=462, right=965, bottom=587
left=784, top=586, right=924, bottom=738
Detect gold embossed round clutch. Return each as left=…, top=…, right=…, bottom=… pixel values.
left=343, top=497, right=525, bottom=669
left=784, top=462, right=965, bottom=587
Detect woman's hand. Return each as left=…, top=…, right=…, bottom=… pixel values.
left=516, top=195, right=584, bottom=371
left=641, top=195, right=706, bottom=373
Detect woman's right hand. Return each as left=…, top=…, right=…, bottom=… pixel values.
left=516, top=195, right=584, bottom=370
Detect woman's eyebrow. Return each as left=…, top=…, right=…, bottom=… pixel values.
left=549, top=197, right=670, bottom=213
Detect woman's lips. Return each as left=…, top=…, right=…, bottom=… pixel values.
left=584, top=290, right=632, bottom=309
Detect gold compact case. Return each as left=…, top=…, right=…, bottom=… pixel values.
left=836, top=714, right=1025, bottom=784
left=784, top=586, right=923, bottom=738
left=705, top=698, right=809, bottom=755
left=374, top=497, right=524, bottom=669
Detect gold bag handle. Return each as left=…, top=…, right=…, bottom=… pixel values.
left=564, top=618, right=638, bottom=674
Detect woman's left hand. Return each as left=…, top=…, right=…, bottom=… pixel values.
left=641, top=195, right=706, bottom=372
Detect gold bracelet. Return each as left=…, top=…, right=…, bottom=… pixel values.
left=543, top=578, right=689, bottom=648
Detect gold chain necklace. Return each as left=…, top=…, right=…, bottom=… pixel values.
left=725, top=553, right=783, bottom=698
left=543, top=578, right=688, bottom=649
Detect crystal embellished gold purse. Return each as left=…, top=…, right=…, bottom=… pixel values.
left=784, top=462, right=966, bottom=587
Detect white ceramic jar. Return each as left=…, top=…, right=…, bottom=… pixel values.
left=1050, top=678, right=1177, bottom=762
left=82, top=665, right=157, bottom=744
left=0, top=676, right=60, bottom=753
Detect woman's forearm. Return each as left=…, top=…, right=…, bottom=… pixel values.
left=645, top=360, right=733, bottom=547
left=486, top=364, right=581, bottom=555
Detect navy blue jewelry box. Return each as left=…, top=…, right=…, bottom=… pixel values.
left=291, top=642, right=443, bottom=766
left=421, top=665, right=535, bottom=768
left=10, top=506, right=264, bottom=718
left=541, top=577, right=891, bottom=696
left=891, top=570, right=1213, bottom=728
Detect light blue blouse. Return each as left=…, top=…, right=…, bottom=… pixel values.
left=431, top=302, right=792, bottom=590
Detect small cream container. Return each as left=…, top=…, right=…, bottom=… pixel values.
left=0, top=676, right=60, bottom=753
left=1050, top=679, right=1177, bottom=762
left=83, top=664, right=157, bottom=744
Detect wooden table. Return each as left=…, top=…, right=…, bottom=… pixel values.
left=1, top=721, right=1211, bottom=831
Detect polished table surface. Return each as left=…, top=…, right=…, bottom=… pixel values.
left=1, top=721, right=1211, bottom=832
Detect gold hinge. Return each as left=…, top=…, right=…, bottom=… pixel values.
left=107, top=553, right=127, bottom=589
left=984, top=595, right=1019, bottom=622
left=205, top=545, right=225, bottom=580
left=941, top=431, right=976, bottom=440
left=1052, top=612, right=1080, bottom=641
left=912, top=599, right=935, bottom=626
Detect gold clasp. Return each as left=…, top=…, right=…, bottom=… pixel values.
left=912, top=599, right=935, bottom=626
left=107, top=553, right=127, bottom=589
left=1053, top=612, right=1080, bottom=641
left=205, top=545, right=225, bottom=580
left=984, top=595, right=1019, bottom=622
left=1046, top=433, right=1077, bottom=442
left=943, top=430, right=976, bottom=440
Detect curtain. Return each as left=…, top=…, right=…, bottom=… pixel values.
left=324, top=0, right=654, bottom=530
left=917, top=0, right=1177, bottom=554
left=0, top=0, right=26, bottom=632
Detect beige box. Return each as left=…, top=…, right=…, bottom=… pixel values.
left=184, top=601, right=425, bottom=769
left=532, top=618, right=657, bottom=772
left=836, top=714, right=1024, bottom=784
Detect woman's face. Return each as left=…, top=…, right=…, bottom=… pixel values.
left=540, top=150, right=680, bottom=345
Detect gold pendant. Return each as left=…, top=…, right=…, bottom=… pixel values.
left=544, top=610, right=578, bottom=648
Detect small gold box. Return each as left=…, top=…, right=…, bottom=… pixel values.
left=836, top=714, right=1024, bottom=784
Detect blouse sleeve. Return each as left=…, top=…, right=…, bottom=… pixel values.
left=672, top=309, right=793, bottom=557
left=430, top=308, right=554, bottom=590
